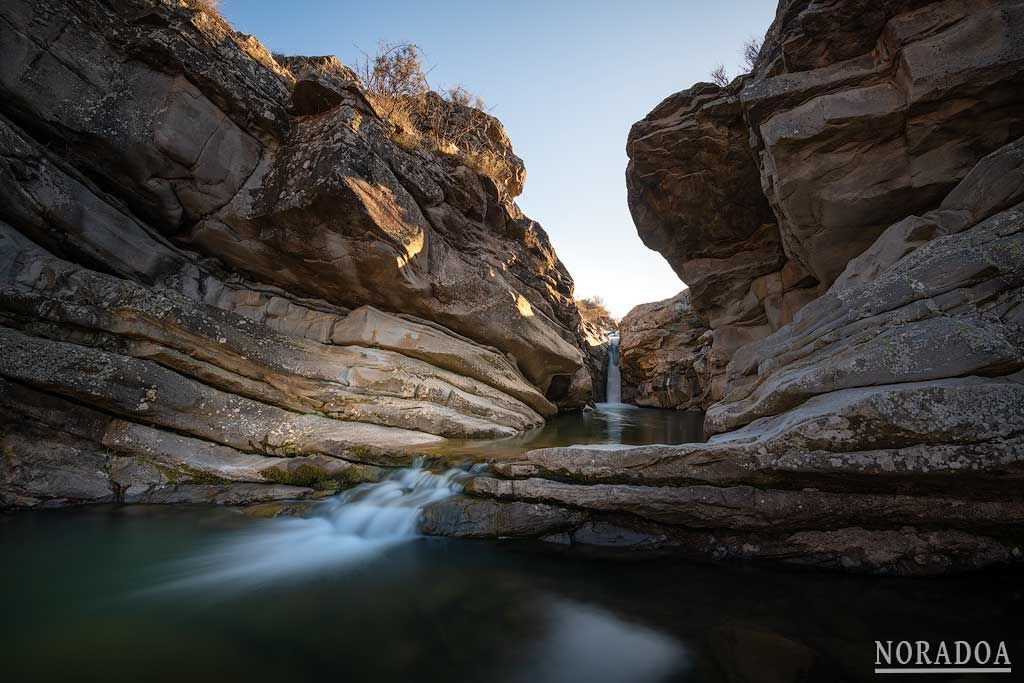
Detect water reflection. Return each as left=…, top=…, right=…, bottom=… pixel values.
left=512, top=600, right=690, bottom=683
left=0, top=506, right=1020, bottom=683
left=427, top=403, right=705, bottom=460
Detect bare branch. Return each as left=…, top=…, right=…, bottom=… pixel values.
left=742, top=36, right=762, bottom=72
left=710, top=64, right=729, bottom=87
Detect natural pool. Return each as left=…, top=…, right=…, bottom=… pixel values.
left=421, top=401, right=705, bottom=461
left=1, top=405, right=1018, bottom=683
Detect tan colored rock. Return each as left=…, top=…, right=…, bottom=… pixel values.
left=619, top=290, right=709, bottom=410
left=193, top=99, right=588, bottom=399
left=0, top=0, right=601, bottom=505
left=332, top=306, right=556, bottom=417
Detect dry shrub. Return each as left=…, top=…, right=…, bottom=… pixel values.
left=743, top=36, right=762, bottom=71
left=461, top=147, right=507, bottom=184
left=576, top=296, right=615, bottom=325
left=710, top=35, right=763, bottom=85
left=356, top=42, right=502, bottom=180
left=710, top=64, right=729, bottom=87
left=420, top=89, right=490, bottom=153
left=184, top=0, right=223, bottom=16
left=355, top=41, right=428, bottom=130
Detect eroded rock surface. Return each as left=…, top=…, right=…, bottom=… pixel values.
left=619, top=290, right=709, bottom=410
left=425, top=0, right=1024, bottom=574
left=626, top=0, right=1024, bottom=401
left=0, top=0, right=595, bottom=507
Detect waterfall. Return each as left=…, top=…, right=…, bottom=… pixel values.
left=157, top=463, right=477, bottom=592
left=606, top=333, right=621, bottom=403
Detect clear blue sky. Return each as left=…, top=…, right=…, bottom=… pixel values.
left=221, top=0, right=776, bottom=318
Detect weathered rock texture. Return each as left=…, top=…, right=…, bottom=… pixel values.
left=626, top=0, right=1024, bottom=402
left=424, top=0, right=1024, bottom=574
left=619, top=290, right=709, bottom=410
left=0, top=0, right=594, bottom=507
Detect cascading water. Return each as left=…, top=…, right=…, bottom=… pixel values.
left=158, top=462, right=480, bottom=592
left=606, top=333, right=621, bottom=403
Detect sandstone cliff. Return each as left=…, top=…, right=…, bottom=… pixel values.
left=0, top=0, right=595, bottom=507
left=424, top=0, right=1024, bottom=574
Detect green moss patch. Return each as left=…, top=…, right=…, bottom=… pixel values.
left=259, top=464, right=347, bottom=490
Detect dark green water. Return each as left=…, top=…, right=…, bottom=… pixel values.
left=424, top=402, right=705, bottom=460
left=1, top=406, right=1020, bottom=682
left=1, top=505, right=1020, bottom=683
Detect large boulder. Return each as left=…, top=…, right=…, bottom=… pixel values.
left=0, top=0, right=594, bottom=507
left=626, top=0, right=1024, bottom=399
left=626, top=81, right=820, bottom=400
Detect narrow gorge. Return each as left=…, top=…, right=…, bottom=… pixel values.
left=2, top=0, right=1023, bottom=582
left=423, top=0, right=1024, bottom=575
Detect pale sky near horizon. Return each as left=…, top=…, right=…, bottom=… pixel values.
left=221, top=0, right=777, bottom=318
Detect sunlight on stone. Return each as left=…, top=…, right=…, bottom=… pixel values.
left=512, top=291, right=535, bottom=317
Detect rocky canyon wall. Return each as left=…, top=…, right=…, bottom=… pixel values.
left=624, top=0, right=1024, bottom=405
left=426, top=0, right=1024, bottom=574
left=0, top=0, right=596, bottom=507
left=619, top=290, right=709, bottom=410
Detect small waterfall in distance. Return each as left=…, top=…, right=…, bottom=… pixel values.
left=606, top=333, right=621, bottom=403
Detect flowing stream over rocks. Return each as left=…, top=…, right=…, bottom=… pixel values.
left=148, top=406, right=705, bottom=594
left=154, top=463, right=478, bottom=592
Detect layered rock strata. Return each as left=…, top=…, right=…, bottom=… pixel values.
left=0, top=0, right=594, bottom=507
left=424, top=0, right=1024, bottom=574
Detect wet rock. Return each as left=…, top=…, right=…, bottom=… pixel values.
left=418, top=495, right=585, bottom=538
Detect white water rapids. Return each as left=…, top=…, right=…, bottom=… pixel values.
left=156, top=463, right=479, bottom=593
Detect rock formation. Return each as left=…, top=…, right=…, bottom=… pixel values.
left=424, top=0, right=1024, bottom=574
left=0, top=0, right=595, bottom=507
left=575, top=297, right=619, bottom=402
left=619, top=290, right=709, bottom=410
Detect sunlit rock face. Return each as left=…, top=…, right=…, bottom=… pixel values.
left=425, top=0, right=1024, bottom=574
left=0, top=0, right=594, bottom=507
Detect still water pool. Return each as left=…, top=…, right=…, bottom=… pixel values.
left=1, top=406, right=1019, bottom=682
left=422, top=402, right=705, bottom=460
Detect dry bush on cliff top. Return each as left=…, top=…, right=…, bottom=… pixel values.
left=355, top=42, right=505, bottom=184
left=576, top=296, right=617, bottom=327
left=184, top=0, right=223, bottom=16
left=743, top=36, right=762, bottom=71
left=710, top=64, right=729, bottom=87
left=709, top=36, right=763, bottom=86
